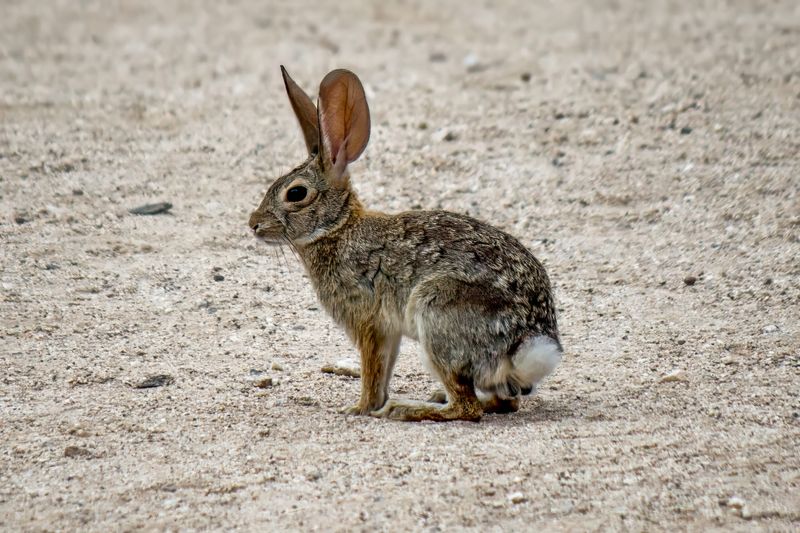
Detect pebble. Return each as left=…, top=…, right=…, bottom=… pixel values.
left=726, top=496, right=745, bottom=508
left=134, top=374, right=174, bottom=389
left=68, top=424, right=90, bottom=438
left=432, top=129, right=458, bottom=142
left=683, top=275, right=698, bottom=286
left=64, top=446, right=92, bottom=458
left=507, top=492, right=527, bottom=504
left=253, top=377, right=273, bottom=389
left=762, top=324, right=778, bottom=334
left=321, top=359, right=361, bottom=378
left=129, top=202, right=173, bottom=215
left=722, top=497, right=751, bottom=518
left=271, top=361, right=284, bottom=371
left=428, top=52, right=447, bottom=62
left=680, top=126, right=693, bottom=135
left=462, top=53, right=479, bottom=69
left=213, top=274, right=225, bottom=282
left=659, top=369, right=688, bottom=383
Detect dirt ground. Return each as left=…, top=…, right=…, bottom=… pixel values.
left=1, top=0, right=799, bottom=531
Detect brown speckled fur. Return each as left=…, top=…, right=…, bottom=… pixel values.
left=249, top=68, right=560, bottom=422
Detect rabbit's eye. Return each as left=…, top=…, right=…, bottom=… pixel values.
left=286, top=186, right=307, bottom=202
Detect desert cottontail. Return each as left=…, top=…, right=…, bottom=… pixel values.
left=249, top=66, right=562, bottom=421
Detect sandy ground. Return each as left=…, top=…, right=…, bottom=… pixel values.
left=2, top=0, right=799, bottom=531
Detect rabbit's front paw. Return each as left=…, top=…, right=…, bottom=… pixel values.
left=341, top=403, right=365, bottom=415
left=341, top=402, right=378, bottom=416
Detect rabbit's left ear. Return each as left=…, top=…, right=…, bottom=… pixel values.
left=318, top=69, right=370, bottom=180
left=281, top=66, right=321, bottom=156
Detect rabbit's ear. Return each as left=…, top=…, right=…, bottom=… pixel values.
left=318, top=69, right=370, bottom=179
left=281, top=66, right=320, bottom=156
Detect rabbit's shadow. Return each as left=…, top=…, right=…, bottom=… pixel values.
left=480, top=396, right=587, bottom=427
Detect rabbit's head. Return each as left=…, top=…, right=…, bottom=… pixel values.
left=249, top=67, right=370, bottom=246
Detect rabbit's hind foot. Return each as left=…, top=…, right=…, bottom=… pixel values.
left=427, top=389, right=520, bottom=414
left=371, top=398, right=482, bottom=422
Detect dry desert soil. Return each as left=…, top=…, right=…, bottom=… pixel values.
left=1, top=0, right=799, bottom=531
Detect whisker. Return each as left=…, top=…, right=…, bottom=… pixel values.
left=270, top=245, right=282, bottom=271
left=277, top=238, right=291, bottom=270
left=283, top=237, right=301, bottom=264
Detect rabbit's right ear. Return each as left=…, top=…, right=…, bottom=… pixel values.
left=317, top=69, right=370, bottom=183
left=281, top=66, right=321, bottom=156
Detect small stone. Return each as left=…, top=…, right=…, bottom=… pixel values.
left=64, top=446, right=92, bottom=458
left=271, top=361, right=284, bottom=371
left=213, top=274, right=225, bottom=282
left=432, top=129, right=459, bottom=142
left=68, top=425, right=90, bottom=438
left=462, top=53, right=479, bottom=69
left=129, top=202, right=172, bottom=215
left=762, top=324, right=778, bottom=334
left=134, top=374, right=174, bottom=389
left=726, top=496, right=746, bottom=509
left=417, top=121, right=428, bottom=130
left=253, top=377, right=273, bottom=388
left=659, top=369, right=688, bottom=383
left=680, top=126, right=693, bottom=135
left=14, top=215, right=28, bottom=224
left=428, top=52, right=447, bottom=63
left=683, top=275, right=697, bottom=286
left=321, top=359, right=361, bottom=378
left=508, top=492, right=527, bottom=504
left=520, top=72, right=532, bottom=82
left=72, top=189, right=84, bottom=196
left=295, top=396, right=319, bottom=406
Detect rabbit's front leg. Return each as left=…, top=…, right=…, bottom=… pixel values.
left=342, top=324, right=400, bottom=415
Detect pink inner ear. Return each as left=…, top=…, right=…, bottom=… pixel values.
left=331, top=136, right=349, bottom=177
left=318, top=69, right=371, bottom=167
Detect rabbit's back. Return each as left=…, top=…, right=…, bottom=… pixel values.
left=309, top=210, right=559, bottom=347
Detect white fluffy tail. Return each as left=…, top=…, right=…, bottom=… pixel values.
left=511, top=335, right=562, bottom=392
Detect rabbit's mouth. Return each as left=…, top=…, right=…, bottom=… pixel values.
left=252, top=229, right=285, bottom=246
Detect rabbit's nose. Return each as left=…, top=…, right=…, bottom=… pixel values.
left=248, top=211, right=262, bottom=232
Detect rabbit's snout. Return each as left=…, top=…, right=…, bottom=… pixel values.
left=248, top=209, right=283, bottom=242
left=248, top=210, right=267, bottom=233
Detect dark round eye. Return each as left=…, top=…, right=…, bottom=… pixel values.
left=286, top=186, right=307, bottom=202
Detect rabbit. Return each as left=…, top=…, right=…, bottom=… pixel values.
left=248, top=66, right=562, bottom=422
